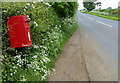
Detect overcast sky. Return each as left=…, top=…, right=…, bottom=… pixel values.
left=78, top=0, right=120, bottom=10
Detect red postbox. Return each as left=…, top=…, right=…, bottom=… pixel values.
left=7, top=15, right=32, bottom=48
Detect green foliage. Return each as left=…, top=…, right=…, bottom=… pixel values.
left=92, top=9, right=119, bottom=17
left=95, top=2, right=101, bottom=6
left=50, top=2, right=78, bottom=18
left=2, top=2, right=78, bottom=81
left=107, top=7, right=112, bottom=9
left=83, top=2, right=96, bottom=11
left=86, top=11, right=120, bottom=21
left=83, top=8, right=119, bottom=21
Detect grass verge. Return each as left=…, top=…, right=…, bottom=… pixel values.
left=46, top=21, right=78, bottom=81
left=84, top=12, right=120, bottom=21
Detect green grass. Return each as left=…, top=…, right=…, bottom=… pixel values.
left=83, top=12, right=120, bottom=21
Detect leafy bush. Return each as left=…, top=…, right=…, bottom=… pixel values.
left=83, top=2, right=96, bottom=11
left=50, top=2, right=78, bottom=18
left=2, top=2, right=78, bottom=81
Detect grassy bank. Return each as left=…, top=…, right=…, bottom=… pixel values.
left=81, top=9, right=120, bottom=21
left=86, top=12, right=120, bottom=21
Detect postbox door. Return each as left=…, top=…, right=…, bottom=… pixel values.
left=7, top=15, right=32, bottom=48
left=25, top=20, right=32, bottom=43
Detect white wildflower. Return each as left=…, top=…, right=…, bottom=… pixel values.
left=33, top=21, right=37, bottom=24
left=28, top=17, right=31, bottom=20
left=7, top=17, right=9, bottom=19
left=25, top=6, right=27, bottom=9
left=23, top=9, right=26, bottom=11
left=26, top=15, right=29, bottom=18
left=3, top=10, right=7, bottom=13
left=37, top=68, right=41, bottom=70
left=32, top=6, right=35, bottom=9
left=33, top=45, right=39, bottom=48
left=44, top=3, right=51, bottom=7
left=21, top=76, right=26, bottom=81
left=52, top=68, right=55, bottom=72
left=32, top=4, right=34, bottom=6
left=10, top=73, right=13, bottom=76
left=42, top=57, right=50, bottom=63
left=32, top=55, right=37, bottom=58
left=14, top=55, right=21, bottom=58
left=40, top=45, right=47, bottom=50
left=33, top=2, right=36, bottom=4
left=36, top=23, right=38, bottom=26
left=17, top=11, right=20, bottom=13
left=33, top=21, right=38, bottom=27
left=26, top=3, right=30, bottom=6
left=41, top=75, right=46, bottom=80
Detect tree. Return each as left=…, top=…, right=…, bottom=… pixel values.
left=118, top=6, right=120, bottom=9
left=107, top=7, right=112, bottom=9
left=95, top=2, right=101, bottom=9
left=95, top=2, right=101, bottom=6
left=83, top=2, right=96, bottom=11
left=50, top=2, right=78, bottom=18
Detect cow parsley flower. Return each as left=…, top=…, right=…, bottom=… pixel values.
left=32, top=6, right=35, bottom=9
left=33, top=2, right=36, bottom=4
left=26, top=3, right=30, bottom=6
left=25, top=6, right=27, bottom=9
left=23, top=9, right=26, bottom=11
left=10, top=73, right=13, bottom=76
left=44, top=3, right=51, bottom=7
left=14, top=55, right=21, bottom=58
left=21, top=76, right=26, bottom=81
left=33, top=21, right=38, bottom=27
left=17, top=11, right=20, bottom=13
left=33, top=45, right=39, bottom=48
left=3, top=10, right=7, bottom=13
left=26, top=15, right=29, bottom=18
left=32, top=55, right=37, bottom=58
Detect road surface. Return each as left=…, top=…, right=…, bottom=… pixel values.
left=76, top=11, right=118, bottom=81
left=49, top=11, right=118, bottom=81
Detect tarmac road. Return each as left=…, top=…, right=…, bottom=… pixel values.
left=76, top=11, right=118, bottom=81
left=49, top=11, right=118, bottom=81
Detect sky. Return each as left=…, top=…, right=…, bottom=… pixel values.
left=78, top=0, right=120, bottom=10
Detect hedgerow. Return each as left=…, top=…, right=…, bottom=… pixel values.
left=50, top=2, right=78, bottom=18
left=2, top=2, right=78, bottom=81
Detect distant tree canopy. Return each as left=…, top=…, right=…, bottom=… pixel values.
left=118, top=6, right=120, bottom=9
left=83, top=1, right=102, bottom=11
left=50, top=2, right=78, bottom=18
left=95, top=2, right=101, bottom=6
left=83, top=2, right=95, bottom=11
left=107, top=7, right=112, bottom=9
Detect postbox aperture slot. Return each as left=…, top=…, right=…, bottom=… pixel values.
left=25, top=20, right=30, bottom=22
left=25, top=21, right=30, bottom=26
